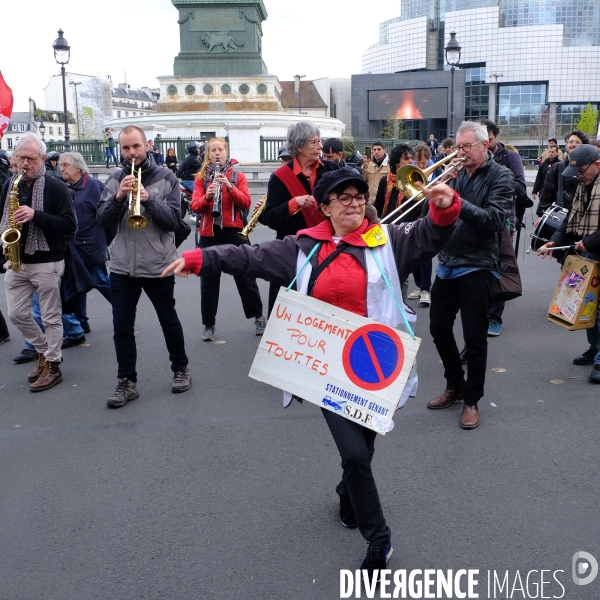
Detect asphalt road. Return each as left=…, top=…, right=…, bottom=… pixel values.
left=0, top=214, right=599, bottom=600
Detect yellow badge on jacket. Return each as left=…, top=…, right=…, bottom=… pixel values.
left=362, top=225, right=387, bottom=247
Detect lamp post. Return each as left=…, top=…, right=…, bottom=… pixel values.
left=38, top=119, right=46, bottom=142
left=445, top=32, right=462, bottom=139
left=52, top=29, right=71, bottom=151
left=294, top=74, right=305, bottom=115
left=69, top=80, right=82, bottom=139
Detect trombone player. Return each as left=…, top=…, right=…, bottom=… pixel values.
left=0, top=133, right=76, bottom=391
left=97, top=126, right=192, bottom=408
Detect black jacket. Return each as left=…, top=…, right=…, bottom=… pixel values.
left=438, top=152, right=514, bottom=270
left=537, top=158, right=578, bottom=216
left=533, top=155, right=560, bottom=196
left=262, top=159, right=339, bottom=239
left=0, top=174, right=76, bottom=263
left=0, top=166, right=10, bottom=188
left=374, top=176, right=424, bottom=223
left=176, top=153, right=202, bottom=181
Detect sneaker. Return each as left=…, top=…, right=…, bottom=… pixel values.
left=361, top=541, right=393, bottom=582
left=13, top=348, right=37, bottom=364
left=339, top=495, right=358, bottom=528
left=487, top=320, right=501, bottom=336
left=0, top=335, right=9, bottom=345
left=107, top=378, right=139, bottom=408
left=203, top=326, right=215, bottom=341
left=81, top=324, right=91, bottom=334
left=574, top=348, right=597, bottom=365
left=61, top=335, right=86, bottom=349
left=172, top=367, right=192, bottom=393
left=254, top=315, right=267, bottom=336
left=419, top=290, right=431, bottom=306
left=407, top=287, right=421, bottom=300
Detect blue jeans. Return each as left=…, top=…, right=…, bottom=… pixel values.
left=105, top=146, right=118, bottom=167
left=578, top=251, right=600, bottom=364
left=25, top=290, right=84, bottom=350
left=76, top=264, right=111, bottom=329
left=109, top=273, right=188, bottom=381
left=413, top=258, right=432, bottom=292
left=180, top=180, right=194, bottom=193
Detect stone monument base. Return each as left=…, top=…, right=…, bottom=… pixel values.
left=157, top=74, right=282, bottom=114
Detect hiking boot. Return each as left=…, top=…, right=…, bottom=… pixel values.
left=254, top=315, right=267, bottom=336
left=13, top=348, right=37, bottom=364
left=361, top=541, right=393, bottom=583
left=340, top=495, right=358, bottom=528
left=203, top=326, right=215, bottom=341
left=407, top=287, right=421, bottom=300
left=172, top=367, right=192, bottom=393
left=30, top=361, right=63, bottom=392
left=107, top=378, right=139, bottom=408
left=419, top=290, right=431, bottom=307
left=27, top=353, right=47, bottom=382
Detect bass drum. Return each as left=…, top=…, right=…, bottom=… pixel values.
left=530, top=204, right=569, bottom=251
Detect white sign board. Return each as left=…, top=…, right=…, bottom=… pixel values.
left=249, top=288, right=421, bottom=435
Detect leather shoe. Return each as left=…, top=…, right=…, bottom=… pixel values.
left=13, top=348, right=37, bottom=364
left=427, top=384, right=464, bottom=409
left=574, top=348, right=596, bottom=365
left=460, top=404, right=480, bottom=429
left=459, top=346, right=468, bottom=364
left=61, top=336, right=85, bottom=349
left=30, top=361, right=63, bottom=392
left=589, top=364, right=600, bottom=383
left=27, top=353, right=47, bottom=382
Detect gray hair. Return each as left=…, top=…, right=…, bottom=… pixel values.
left=15, top=132, right=46, bottom=156
left=456, top=121, right=488, bottom=143
left=286, top=121, right=320, bottom=157
left=59, top=151, right=89, bottom=175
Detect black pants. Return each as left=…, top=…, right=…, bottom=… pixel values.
left=109, top=273, right=188, bottom=381
left=0, top=308, right=9, bottom=339
left=430, top=270, right=495, bottom=406
left=322, top=408, right=391, bottom=548
left=199, top=228, right=263, bottom=327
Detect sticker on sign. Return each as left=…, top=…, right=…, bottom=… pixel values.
left=249, top=288, right=421, bottom=435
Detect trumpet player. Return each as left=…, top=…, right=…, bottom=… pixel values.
left=190, top=137, right=265, bottom=341
left=97, top=126, right=191, bottom=407
left=0, top=133, right=76, bottom=391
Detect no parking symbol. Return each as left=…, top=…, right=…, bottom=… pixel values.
left=342, top=324, right=404, bottom=391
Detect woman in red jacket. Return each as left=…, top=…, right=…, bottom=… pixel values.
left=191, top=137, right=265, bottom=341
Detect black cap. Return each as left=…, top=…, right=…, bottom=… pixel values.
left=563, top=144, right=600, bottom=177
left=548, top=137, right=558, bottom=144
left=278, top=146, right=291, bottom=159
left=313, top=168, right=369, bottom=205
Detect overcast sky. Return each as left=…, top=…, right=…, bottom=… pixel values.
left=3, top=0, right=399, bottom=113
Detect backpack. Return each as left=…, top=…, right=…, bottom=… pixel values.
left=500, top=148, right=533, bottom=224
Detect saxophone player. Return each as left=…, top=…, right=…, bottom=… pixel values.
left=0, top=133, right=76, bottom=391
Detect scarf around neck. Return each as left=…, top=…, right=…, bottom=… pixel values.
left=567, top=175, right=600, bottom=237
left=0, top=167, right=50, bottom=255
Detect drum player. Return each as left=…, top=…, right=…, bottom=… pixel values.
left=538, top=144, right=600, bottom=382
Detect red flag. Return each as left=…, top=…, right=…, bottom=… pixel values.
left=0, top=71, right=14, bottom=142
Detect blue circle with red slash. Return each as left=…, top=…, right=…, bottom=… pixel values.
left=342, top=324, right=404, bottom=391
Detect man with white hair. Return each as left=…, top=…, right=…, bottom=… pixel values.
left=423, top=121, right=514, bottom=429
left=0, top=132, right=76, bottom=391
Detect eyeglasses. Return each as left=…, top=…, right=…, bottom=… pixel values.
left=329, top=193, right=368, bottom=206
left=306, top=138, right=322, bottom=147
left=17, top=155, right=42, bottom=162
left=453, top=140, right=482, bottom=153
left=577, top=163, right=594, bottom=179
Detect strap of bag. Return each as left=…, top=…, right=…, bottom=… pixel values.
left=286, top=242, right=322, bottom=291
left=307, top=242, right=348, bottom=296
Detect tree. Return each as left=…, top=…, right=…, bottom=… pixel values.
left=379, top=111, right=408, bottom=141
left=74, top=106, right=98, bottom=140
left=574, top=102, right=599, bottom=137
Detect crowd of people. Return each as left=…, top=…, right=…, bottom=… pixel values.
left=2, top=119, right=600, bottom=581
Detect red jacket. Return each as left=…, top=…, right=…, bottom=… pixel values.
left=190, top=162, right=251, bottom=236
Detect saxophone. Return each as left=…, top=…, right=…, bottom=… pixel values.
left=238, top=195, right=266, bottom=242
left=1, top=170, right=25, bottom=272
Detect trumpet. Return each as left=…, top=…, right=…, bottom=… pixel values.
left=380, top=152, right=465, bottom=225
left=126, top=160, right=147, bottom=229
left=238, top=196, right=266, bottom=242
left=211, top=159, right=222, bottom=218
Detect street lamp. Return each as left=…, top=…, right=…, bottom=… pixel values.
left=445, top=32, right=461, bottom=139
left=294, top=74, right=305, bottom=115
left=52, top=29, right=71, bottom=151
left=69, top=80, right=82, bottom=139
left=38, top=119, right=46, bottom=142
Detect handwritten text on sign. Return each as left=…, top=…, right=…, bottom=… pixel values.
left=249, top=289, right=421, bottom=435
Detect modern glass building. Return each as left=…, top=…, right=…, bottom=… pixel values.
left=362, top=0, right=600, bottom=153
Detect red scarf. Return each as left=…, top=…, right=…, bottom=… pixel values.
left=382, top=171, right=398, bottom=216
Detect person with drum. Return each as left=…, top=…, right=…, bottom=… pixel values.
left=538, top=144, right=600, bottom=381
left=161, top=167, right=462, bottom=581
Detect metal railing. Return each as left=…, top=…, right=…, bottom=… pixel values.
left=260, top=136, right=286, bottom=163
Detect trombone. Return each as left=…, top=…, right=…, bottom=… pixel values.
left=380, top=152, right=465, bottom=225
left=126, top=161, right=148, bottom=229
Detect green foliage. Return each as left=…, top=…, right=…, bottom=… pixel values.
left=574, top=103, right=599, bottom=136
left=379, top=111, right=408, bottom=140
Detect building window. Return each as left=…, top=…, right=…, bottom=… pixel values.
left=556, top=104, right=599, bottom=139
left=117, top=111, right=121, bottom=118
left=125, top=111, right=129, bottom=117
left=58, top=127, right=62, bottom=135
left=49, top=127, right=54, bottom=135
left=133, top=112, right=136, bottom=116
left=7, top=138, right=12, bottom=149
left=464, top=65, right=489, bottom=121
left=19, top=123, right=26, bottom=132
left=12, top=124, right=17, bottom=131
left=497, top=83, right=548, bottom=141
